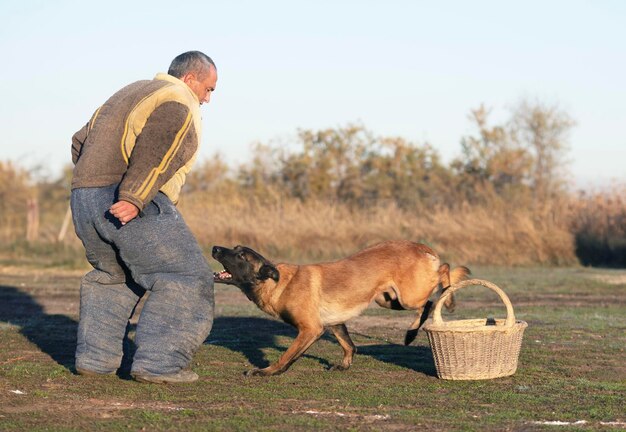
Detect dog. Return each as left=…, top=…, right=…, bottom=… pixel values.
left=212, top=240, right=470, bottom=376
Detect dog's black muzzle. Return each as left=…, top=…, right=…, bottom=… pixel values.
left=212, top=245, right=228, bottom=260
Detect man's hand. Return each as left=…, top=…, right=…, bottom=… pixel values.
left=109, top=200, right=140, bottom=225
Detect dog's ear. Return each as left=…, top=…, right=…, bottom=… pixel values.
left=258, top=264, right=279, bottom=282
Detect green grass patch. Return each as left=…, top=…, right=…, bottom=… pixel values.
left=0, top=266, right=624, bottom=431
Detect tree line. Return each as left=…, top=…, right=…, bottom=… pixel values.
left=187, top=100, right=575, bottom=212
left=2, top=99, right=624, bottom=267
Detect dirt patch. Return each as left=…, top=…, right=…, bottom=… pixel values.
left=1, top=397, right=193, bottom=419
left=588, top=273, right=626, bottom=285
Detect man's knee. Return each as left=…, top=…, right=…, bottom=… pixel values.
left=83, top=269, right=127, bottom=286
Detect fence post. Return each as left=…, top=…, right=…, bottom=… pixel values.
left=58, top=206, right=72, bottom=242
left=26, top=198, right=39, bottom=242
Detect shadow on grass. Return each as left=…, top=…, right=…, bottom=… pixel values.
left=207, top=316, right=437, bottom=376
left=357, top=343, right=437, bottom=376
left=0, top=284, right=78, bottom=370
left=206, top=316, right=330, bottom=369
left=0, top=285, right=436, bottom=376
left=0, top=284, right=137, bottom=377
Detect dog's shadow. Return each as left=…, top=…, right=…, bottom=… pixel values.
left=206, top=316, right=437, bottom=376
left=356, top=341, right=437, bottom=376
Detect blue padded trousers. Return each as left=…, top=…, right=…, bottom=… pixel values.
left=71, top=185, right=214, bottom=376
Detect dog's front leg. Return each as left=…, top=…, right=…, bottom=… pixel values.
left=245, top=327, right=324, bottom=376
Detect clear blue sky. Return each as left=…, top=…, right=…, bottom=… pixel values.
left=1, top=0, right=624, bottom=187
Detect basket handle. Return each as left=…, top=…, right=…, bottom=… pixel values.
left=432, top=279, right=516, bottom=328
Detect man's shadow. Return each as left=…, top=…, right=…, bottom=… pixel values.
left=207, top=316, right=437, bottom=376
left=0, top=284, right=137, bottom=377
left=0, top=284, right=78, bottom=370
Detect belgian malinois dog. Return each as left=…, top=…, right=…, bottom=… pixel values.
left=212, top=240, right=470, bottom=376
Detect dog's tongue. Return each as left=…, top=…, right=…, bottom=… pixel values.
left=213, top=270, right=232, bottom=282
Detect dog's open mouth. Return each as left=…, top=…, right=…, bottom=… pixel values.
left=213, top=269, right=233, bottom=283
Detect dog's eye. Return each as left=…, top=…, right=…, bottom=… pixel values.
left=237, top=252, right=245, bottom=260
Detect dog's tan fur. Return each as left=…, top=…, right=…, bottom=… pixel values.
left=213, top=240, right=470, bottom=376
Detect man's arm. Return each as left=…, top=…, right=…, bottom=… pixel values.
left=71, top=123, right=89, bottom=165
left=114, top=101, right=198, bottom=221
left=109, top=200, right=139, bottom=225
left=72, top=107, right=103, bottom=164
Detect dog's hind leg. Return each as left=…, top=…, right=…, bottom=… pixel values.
left=442, top=265, right=471, bottom=311
left=437, top=263, right=455, bottom=312
left=403, top=265, right=469, bottom=345
left=375, top=284, right=431, bottom=345
left=404, top=300, right=433, bottom=346
left=328, top=324, right=356, bottom=371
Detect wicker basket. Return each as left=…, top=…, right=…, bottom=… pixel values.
left=423, top=279, right=527, bottom=380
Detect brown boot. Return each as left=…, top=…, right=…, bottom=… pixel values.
left=131, top=370, right=199, bottom=384
left=76, top=367, right=116, bottom=376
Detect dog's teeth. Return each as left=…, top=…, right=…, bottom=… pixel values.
left=214, top=270, right=232, bottom=280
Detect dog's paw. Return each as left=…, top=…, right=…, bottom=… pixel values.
left=245, top=367, right=282, bottom=377
left=328, top=364, right=350, bottom=372
left=404, top=329, right=419, bottom=346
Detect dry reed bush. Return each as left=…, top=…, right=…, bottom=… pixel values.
left=423, top=204, right=576, bottom=265
left=180, top=192, right=407, bottom=262
left=0, top=162, right=36, bottom=243
left=179, top=190, right=578, bottom=266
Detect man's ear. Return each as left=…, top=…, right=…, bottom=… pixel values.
left=258, top=264, right=279, bottom=282
left=181, top=72, right=195, bottom=85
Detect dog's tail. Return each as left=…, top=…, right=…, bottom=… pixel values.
left=404, top=263, right=471, bottom=346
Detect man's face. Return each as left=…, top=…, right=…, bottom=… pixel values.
left=183, top=66, right=218, bottom=105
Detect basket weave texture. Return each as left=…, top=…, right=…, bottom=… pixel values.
left=423, top=279, right=527, bottom=380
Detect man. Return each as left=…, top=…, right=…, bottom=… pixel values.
left=70, top=51, right=217, bottom=384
